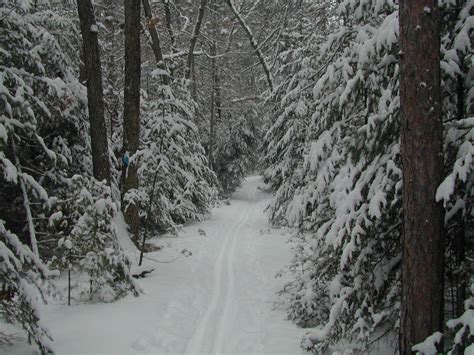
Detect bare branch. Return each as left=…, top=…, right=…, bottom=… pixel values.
left=142, top=0, right=169, bottom=84
left=225, top=0, right=274, bottom=91
left=185, top=0, right=208, bottom=79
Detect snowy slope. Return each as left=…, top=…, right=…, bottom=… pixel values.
left=4, top=176, right=306, bottom=354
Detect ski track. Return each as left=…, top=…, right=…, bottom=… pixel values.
left=185, top=184, right=256, bottom=354
left=29, top=176, right=306, bottom=355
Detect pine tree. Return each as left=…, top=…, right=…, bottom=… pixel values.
left=265, top=1, right=403, bottom=352
left=215, top=107, right=261, bottom=195
left=399, top=0, right=445, bottom=352
left=263, top=0, right=473, bottom=352
left=1, top=221, right=55, bottom=353
left=414, top=0, right=473, bottom=351
left=0, top=2, right=86, bottom=351
left=1, top=4, right=140, bottom=351
left=138, top=78, right=217, bottom=232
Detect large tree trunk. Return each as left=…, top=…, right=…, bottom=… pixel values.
left=455, top=39, right=466, bottom=318
left=77, top=0, right=111, bottom=184
left=122, top=0, right=141, bottom=242
left=399, top=0, right=445, bottom=353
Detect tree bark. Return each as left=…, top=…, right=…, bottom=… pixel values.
left=77, top=0, right=111, bottom=184
left=208, top=0, right=221, bottom=170
left=209, top=39, right=216, bottom=170
left=141, top=0, right=169, bottom=84
left=455, top=43, right=466, bottom=318
left=185, top=0, right=208, bottom=80
left=122, top=0, right=141, bottom=242
left=162, top=0, right=176, bottom=52
left=399, top=0, right=445, bottom=353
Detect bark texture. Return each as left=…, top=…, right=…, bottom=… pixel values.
left=122, top=0, right=141, bottom=241
left=455, top=56, right=466, bottom=319
left=399, top=0, right=445, bottom=353
left=77, top=0, right=111, bottom=184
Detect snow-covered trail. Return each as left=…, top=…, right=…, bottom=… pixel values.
left=184, top=182, right=255, bottom=354
left=37, top=176, right=306, bottom=354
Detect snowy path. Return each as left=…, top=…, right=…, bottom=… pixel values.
left=184, top=185, right=254, bottom=354
left=33, top=176, right=306, bottom=354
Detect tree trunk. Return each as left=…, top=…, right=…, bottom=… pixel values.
left=122, top=0, right=141, bottom=242
left=208, top=1, right=221, bottom=170
left=209, top=39, right=216, bottom=170
left=141, top=0, right=169, bottom=84
left=99, top=0, right=121, bottom=143
left=185, top=0, right=207, bottom=80
left=77, top=0, right=111, bottom=184
left=162, top=0, right=176, bottom=52
left=162, top=0, right=177, bottom=77
left=225, top=0, right=274, bottom=91
left=455, top=46, right=466, bottom=318
left=399, top=0, right=445, bottom=353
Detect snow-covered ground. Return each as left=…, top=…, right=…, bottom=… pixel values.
left=5, top=176, right=308, bottom=354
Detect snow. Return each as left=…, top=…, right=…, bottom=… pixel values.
left=113, top=211, right=141, bottom=265
left=466, top=344, right=474, bottom=355
left=48, top=211, right=63, bottom=227
left=94, top=198, right=107, bottom=215
left=0, top=153, right=18, bottom=183
left=151, top=68, right=169, bottom=78
left=21, top=172, right=50, bottom=205
left=412, top=331, right=442, bottom=354
left=5, top=176, right=306, bottom=354
left=64, top=239, right=72, bottom=250
left=454, top=15, right=474, bottom=53
left=0, top=122, right=7, bottom=143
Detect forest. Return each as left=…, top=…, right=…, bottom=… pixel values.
left=0, top=0, right=473, bottom=354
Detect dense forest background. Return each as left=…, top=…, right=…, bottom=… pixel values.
left=1, top=0, right=473, bottom=353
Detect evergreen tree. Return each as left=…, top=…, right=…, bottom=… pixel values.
left=0, top=2, right=82, bottom=351
left=0, top=3, right=140, bottom=351
left=415, top=0, right=473, bottom=351
left=263, top=0, right=473, bottom=352
left=215, top=107, right=261, bottom=195
left=138, top=78, right=217, bottom=232
left=1, top=221, right=55, bottom=353
left=49, top=175, right=140, bottom=302
left=264, top=0, right=402, bottom=352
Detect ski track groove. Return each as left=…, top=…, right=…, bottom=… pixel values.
left=184, top=185, right=257, bottom=354
left=213, top=184, right=256, bottom=353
